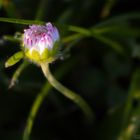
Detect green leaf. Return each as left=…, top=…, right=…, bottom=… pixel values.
left=68, top=25, right=91, bottom=36
left=0, top=17, right=44, bottom=25
left=94, top=12, right=140, bottom=28
left=35, top=0, right=48, bottom=20
left=0, top=0, right=2, bottom=9
left=118, top=69, right=140, bottom=140
left=5, top=51, right=24, bottom=68
left=92, top=25, right=140, bottom=37
left=3, top=35, right=21, bottom=42
left=91, top=33, right=124, bottom=54
left=62, top=33, right=83, bottom=43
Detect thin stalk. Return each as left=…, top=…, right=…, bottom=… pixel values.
left=41, top=63, right=94, bottom=121
left=35, top=0, right=47, bottom=20
left=62, top=33, right=83, bottom=44
left=9, top=61, right=29, bottom=88
left=100, top=0, right=117, bottom=18
left=118, top=69, right=140, bottom=140
left=91, top=33, right=124, bottom=54
left=3, top=35, right=21, bottom=42
left=23, top=82, right=50, bottom=140
left=0, top=17, right=44, bottom=25
left=22, top=56, right=81, bottom=140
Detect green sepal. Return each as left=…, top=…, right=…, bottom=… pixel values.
left=40, top=48, right=49, bottom=61
left=5, top=51, right=24, bottom=68
left=24, top=41, right=61, bottom=64
left=25, top=49, right=43, bottom=62
left=25, top=48, right=55, bottom=64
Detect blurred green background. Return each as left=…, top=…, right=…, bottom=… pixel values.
left=0, top=0, right=140, bottom=140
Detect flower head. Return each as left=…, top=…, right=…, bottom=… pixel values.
left=23, top=22, right=60, bottom=63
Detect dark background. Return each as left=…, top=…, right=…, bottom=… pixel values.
left=0, top=0, right=140, bottom=140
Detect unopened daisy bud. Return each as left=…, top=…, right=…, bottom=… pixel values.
left=23, top=22, right=60, bottom=64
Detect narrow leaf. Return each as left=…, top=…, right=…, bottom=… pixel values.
left=5, top=51, right=24, bottom=68
left=0, top=17, right=44, bottom=25
left=68, top=26, right=91, bottom=36
left=94, top=12, right=140, bottom=28
left=3, top=35, right=21, bottom=42
left=91, top=33, right=124, bottom=54
left=92, top=26, right=140, bottom=37
left=118, top=69, right=140, bottom=140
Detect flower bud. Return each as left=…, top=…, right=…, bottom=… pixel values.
left=23, top=22, right=60, bottom=63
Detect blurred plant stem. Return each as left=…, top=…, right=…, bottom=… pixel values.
left=2, top=0, right=20, bottom=18
left=100, top=0, right=117, bottom=18
left=62, top=33, right=83, bottom=43
left=3, top=35, right=21, bottom=42
left=23, top=80, right=50, bottom=140
left=41, top=63, right=94, bottom=121
left=118, top=69, right=140, bottom=140
left=0, top=17, right=44, bottom=25
left=68, top=25, right=124, bottom=54
left=9, top=61, right=29, bottom=88
left=0, top=0, right=3, bottom=8
left=35, top=0, right=47, bottom=20
left=91, top=33, right=124, bottom=54
left=23, top=57, right=84, bottom=140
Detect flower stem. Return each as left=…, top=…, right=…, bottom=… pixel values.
left=40, top=63, right=94, bottom=121
left=22, top=58, right=79, bottom=140
left=23, top=83, right=50, bottom=140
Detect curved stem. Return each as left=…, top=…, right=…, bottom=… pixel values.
left=23, top=58, right=79, bottom=140
left=41, top=63, right=94, bottom=121
left=23, top=83, right=50, bottom=140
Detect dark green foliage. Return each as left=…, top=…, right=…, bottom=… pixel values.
left=0, top=0, right=140, bottom=140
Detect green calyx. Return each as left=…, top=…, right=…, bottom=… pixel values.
left=24, top=42, right=60, bottom=64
